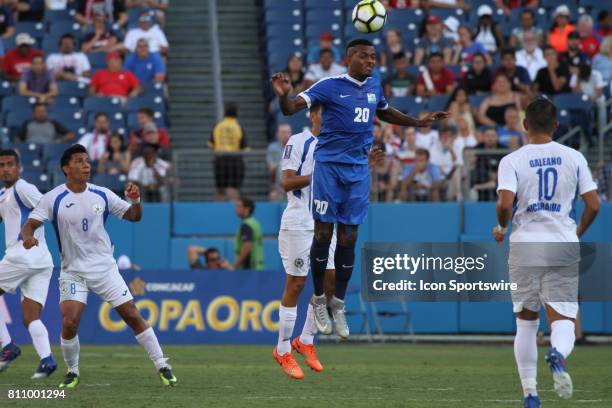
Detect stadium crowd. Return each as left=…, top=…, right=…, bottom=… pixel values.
left=0, top=0, right=171, bottom=201
left=266, top=0, right=612, bottom=202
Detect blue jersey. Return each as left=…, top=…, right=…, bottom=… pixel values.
left=298, top=74, right=388, bottom=165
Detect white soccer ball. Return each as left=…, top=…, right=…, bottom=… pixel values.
left=352, top=0, right=387, bottom=33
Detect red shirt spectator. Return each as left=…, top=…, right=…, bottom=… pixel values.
left=577, top=15, right=601, bottom=59
left=3, top=33, right=43, bottom=81
left=90, top=51, right=141, bottom=98
left=416, top=53, right=455, bottom=96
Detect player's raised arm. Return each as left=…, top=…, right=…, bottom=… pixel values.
left=122, top=182, right=143, bottom=222
left=21, top=218, right=42, bottom=249
left=376, top=107, right=450, bottom=127
left=271, top=72, right=308, bottom=115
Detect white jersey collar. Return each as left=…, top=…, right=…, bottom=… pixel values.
left=342, top=73, right=369, bottom=87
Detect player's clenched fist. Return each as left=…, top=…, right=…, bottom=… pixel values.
left=125, top=182, right=141, bottom=204
left=22, top=237, right=39, bottom=249
left=417, top=111, right=450, bottom=127
left=270, top=72, right=292, bottom=97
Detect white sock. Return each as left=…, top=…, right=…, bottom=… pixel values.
left=0, top=311, right=11, bottom=347
left=277, top=305, right=297, bottom=355
left=299, top=304, right=317, bottom=345
left=28, top=320, right=51, bottom=359
left=60, top=335, right=80, bottom=375
left=135, top=327, right=167, bottom=370
left=551, top=319, right=576, bottom=358
left=515, top=318, right=539, bottom=397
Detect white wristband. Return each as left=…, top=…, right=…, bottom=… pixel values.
left=495, top=225, right=508, bottom=234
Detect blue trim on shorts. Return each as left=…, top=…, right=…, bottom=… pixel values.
left=52, top=190, right=70, bottom=253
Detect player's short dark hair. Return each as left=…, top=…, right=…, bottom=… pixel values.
left=204, top=248, right=220, bottom=262
left=59, top=33, right=75, bottom=44
left=224, top=102, right=238, bottom=118
left=428, top=52, right=443, bottom=61
left=138, top=107, right=154, bottom=118
left=525, top=97, right=557, bottom=134
left=319, top=48, right=333, bottom=57
left=0, top=149, right=19, bottom=163
left=32, top=102, right=47, bottom=111
left=346, top=38, right=374, bottom=54
left=578, top=63, right=591, bottom=81
left=240, top=197, right=255, bottom=215
left=60, top=144, right=88, bottom=170
left=501, top=48, right=516, bottom=58
left=472, top=52, right=486, bottom=61
left=94, top=112, right=108, bottom=120
left=415, top=148, right=430, bottom=159
left=521, top=9, right=534, bottom=18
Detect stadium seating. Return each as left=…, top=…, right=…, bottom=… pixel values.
left=84, top=97, right=123, bottom=116
left=92, top=174, right=128, bottom=194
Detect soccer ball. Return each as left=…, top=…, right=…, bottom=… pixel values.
left=352, top=0, right=387, bottom=33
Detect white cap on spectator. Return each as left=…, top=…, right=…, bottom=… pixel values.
left=443, top=16, right=460, bottom=34
left=477, top=5, right=493, bottom=17
left=16, top=33, right=35, bottom=46
left=553, top=5, right=571, bottom=18
left=117, top=255, right=132, bottom=270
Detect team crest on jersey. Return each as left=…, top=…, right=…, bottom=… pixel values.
left=294, top=258, right=304, bottom=268
left=283, top=145, right=293, bottom=160
left=367, top=93, right=377, bottom=104
left=92, top=203, right=104, bottom=215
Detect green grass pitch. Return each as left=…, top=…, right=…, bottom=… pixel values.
left=0, top=344, right=610, bottom=407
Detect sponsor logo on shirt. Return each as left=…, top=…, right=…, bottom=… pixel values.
left=92, top=203, right=104, bottom=215
left=367, top=93, right=377, bottom=104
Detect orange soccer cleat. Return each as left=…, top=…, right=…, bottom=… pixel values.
left=292, top=338, right=323, bottom=372
left=272, top=347, right=304, bottom=380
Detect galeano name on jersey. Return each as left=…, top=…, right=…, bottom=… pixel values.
left=529, top=157, right=562, bottom=168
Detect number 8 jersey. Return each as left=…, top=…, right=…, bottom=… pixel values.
left=29, top=183, right=131, bottom=274
left=497, top=141, right=597, bottom=242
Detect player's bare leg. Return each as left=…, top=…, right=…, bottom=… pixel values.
left=309, top=221, right=334, bottom=334
left=274, top=275, right=306, bottom=379
left=59, top=300, right=85, bottom=388
left=115, top=300, right=177, bottom=386
left=544, top=305, right=575, bottom=400
left=514, top=309, right=541, bottom=408
left=329, top=223, right=358, bottom=339
left=0, top=290, right=21, bottom=372
left=22, top=297, right=56, bottom=379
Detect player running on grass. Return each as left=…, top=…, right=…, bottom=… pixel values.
left=494, top=97, right=599, bottom=408
left=20, top=144, right=177, bottom=388
left=273, top=106, right=384, bottom=379
left=0, top=149, right=57, bottom=378
left=271, top=38, right=448, bottom=338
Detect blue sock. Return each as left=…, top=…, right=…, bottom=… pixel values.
left=334, top=244, right=355, bottom=300
left=309, top=238, right=331, bottom=296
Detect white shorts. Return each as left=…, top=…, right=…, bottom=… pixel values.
left=509, top=264, right=579, bottom=319
left=279, top=229, right=337, bottom=277
left=59, top=265, right=133, bottom=308
left=0, top=263, right=52, bottom=306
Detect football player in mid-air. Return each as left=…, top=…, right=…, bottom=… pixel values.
left=21, top=144, right=177, bottom=388
left=494, top=98, right=600, bottom=408
left=271, top=38, right=448, bottom=339
left=0, top=149, right=57, bottom=378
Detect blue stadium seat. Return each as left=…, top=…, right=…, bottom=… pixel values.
left=46, top=159, right=61, bottom=173
left=15, top=21, right=45, bottom=39
left=43, top=9, right=76, bottom=24
left=125, top=95, right=166, bottom=113
left=92, top=174, right=127, bottom=193
left=20, top=170, right=51, bottom=192
left=86, top=111, right=126, bottom=134
left=0, top=80, right=13, bottom=98
left=385, top=9, right=425, bottom=30
left=49, top=95, right=82, bottom=110
left=389, top=96, right=427, bottom=117
left=42, top=143, right=72, bottom=163
left=18, top=149, right=43, bottom=172
left=263, top=0, right=302, bottom=10
left=141, top=82, right=165, bottom=97
left=266, top=23, right=303, bottom=41
left=42, top=36, right=64, bottom=54
left=427, top=95, right=450, bottom=112
left=127, top=7, right=157, bottom=28
left=468, top=94, right=488, bottom=109
left=265, top=9, right=301, bottom=25
left=429, top=8, right=467, bottom=23
left=48, top=111, right=86, bottom=136
left=553, top=93, right=594, bottom=113
left=127, top=112, right=166, bottom=130
left=305, top=22, right=342, bottom=40
left=48, top=21, right=82, bottom=37
left=5, top=111, right=32, bottom=135
left=83, top=96, right=123, bottom=116
left=2, top=96, right=36, bottom=116
left=56, top=81, right=89, bottom=98
left=2, top=37, right=15, bottom=53
left=306, top=9, right=343, bottom=25
left=267, top=52, right=293, bottom=73
left=4, top=142, right=41, bottom=157
left=305, top=0, right=342, bottom=9
left=87, top=52, right=108, bottom=70
left=277, top=111, right=309, bottom=132
left=580, top=0, right=601, bottom=9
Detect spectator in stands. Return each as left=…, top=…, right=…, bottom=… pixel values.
left=442, top=16, right=460, bottom=43
left=283, top=55, right=307, bottom=96
left=128, top=142, right=171, bottom=202
left=128, top=107, right=171, bottom=152
left=495, top=0, right=539, bottom=17
left=415, top=111, right=439, bottom=151
left=267, top=123, right=291, bottom=201
left=447, top=86, right=475, bottom=134
left=577, top=15, right=600, bottom=60
left=461, top=53, right=492, bottom=95
left=386, top=126, right=415, bottom=201
left=414, top=15, right=453, bottom=65
left=429, top=125, right=456, bottom=181
left=123, top=38, right=166, bottom=84
left=45, top=0, right=68, bottom=10
left=595, top=10, right=611, bottom=38
left=532, top=46, right=570, bottom=96
left=306, top=32, right=342, bottom=66
left=515, top=30, right=546, bottom=82
left=46, top=34, right=92, bottom=82
left=422, top=0, right=468, bottom=11
left=3, top=33, right=43, bottom=81
left=123, top=13, right=169, bottom=56
left=13, top=0, right=45, bottom=22
left=560, top=32, right=590, bottom=77
left=416, top=52, right=455, bottom=97
left=548, top=5, right=575, bottom=54
left=570, top=64, right=606, bottom=139
left=234, top=197, right=264, bottom=270
left=126, top=0, right=168, bottom=27
left=304, top=49, right=345, bottom=86
left=509, top=9, right=543, bottom=49
left=77, top=112, right=111, bottom=161
left=81, top=11, right=119, bottom=52
left=596, top=152, right=611, bottom=202
left=593, top=36, right=612, bottom=83
left=497, top=106, right=526, bottom=149
left=209, top=102, right=248, bottom=201
left=75, top=0, right=127, bottom=28
left=90, top=51, right=142, bottom=99
left=478, top=74, right=522, bottom=127
left=451, top=26, right=491, bottom=66
left=473, top=5, right=503, bottom=54
left=399, top=148, right=442, bottom=202
left=383, top=53, right=416, bottom=98
left=0, top=0, right=15, bottom=38
left=470, top=126, right=504, bottom=201
left=452, top=116, right=477, bottom=167
left=97, top=133, right=131, bottom=175
left=380, top=29, right=409, bottom=75
left=495, top=48, right=531, bottom=95
left=18, top=103, right=74, bottom=143
left=187, top=246, right=234, bottom=271
left=18, top=55, right=58, bottom=103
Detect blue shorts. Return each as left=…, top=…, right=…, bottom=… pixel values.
left=311, top=161, right=370, bottom=225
